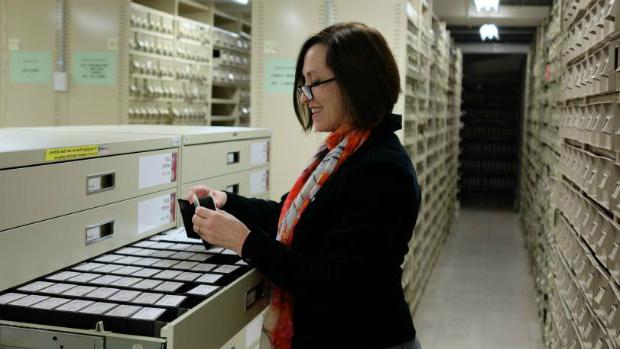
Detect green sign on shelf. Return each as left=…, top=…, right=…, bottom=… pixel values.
left=10, top=51, right=52, bottom=84
left=72, top=52, right=117, bottom=85
left=264, top=58, right=296, bottom=94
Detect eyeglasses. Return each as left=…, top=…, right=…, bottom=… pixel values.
left=296, top=77, right=336, bottom=101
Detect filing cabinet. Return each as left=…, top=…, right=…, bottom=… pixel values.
left=0, top=126, right=272, bottom=349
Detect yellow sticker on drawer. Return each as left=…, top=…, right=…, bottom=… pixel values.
left=45, top=145, right=99, bottom=161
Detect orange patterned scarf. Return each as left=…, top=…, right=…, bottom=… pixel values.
left=260, top=126, right=371, bottom=349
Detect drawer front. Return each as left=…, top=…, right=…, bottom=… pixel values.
left=161, top=269, right=267, bottom=349
left=182, top=138, right=270, bottom=183
left=0, top=149, right=178, bottom=232
left=0, top=321, right=166, bottom=349
left=0, top=189, right=177, bottom=292
left=182, top=167, right=270, bottom=200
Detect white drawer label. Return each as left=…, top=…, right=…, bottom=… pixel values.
left=137, top=193, right=175, bottom=235
left=138, top=152, right=177, bottom=189
left=251, top=141, right=269, bottom=165
left=250, top=169, right=268, bottom=195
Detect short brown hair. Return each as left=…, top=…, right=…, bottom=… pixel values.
left=293, top=22, right=401, bottom=132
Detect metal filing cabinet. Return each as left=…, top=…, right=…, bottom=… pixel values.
left=0, top=127, right=271, bottom=349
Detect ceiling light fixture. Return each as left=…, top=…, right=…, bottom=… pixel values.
left=480, top=24, right=499, bottom=41
left=233, top=0, right=249, bottom=5
left=474, top=0, right=499, bottom=12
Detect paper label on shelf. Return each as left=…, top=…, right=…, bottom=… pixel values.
left=264, top=59, right=295, bottom=94
left=8, top=38, right=20, bottom=51
left=251, top=141, right=269, bottom=165
left=72, top=52, right=117, bottom=85
left=137, top=193, right=174, bottom=235
left=45, top=145, right=99, bottom=161
left=107, top=37, right=119, bottom=50
left=263, top=41, right=278, bottom=54
left=10, top=51, right=52, bottom=83
left=250, top=169, right=268, bottom=195
left=138, top=153, right=176, bottom=189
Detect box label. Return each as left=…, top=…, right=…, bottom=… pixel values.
left=45, top=145, right=99, bottom=161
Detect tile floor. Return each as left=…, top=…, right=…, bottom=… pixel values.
left=413, top=208, right=545, bottom=349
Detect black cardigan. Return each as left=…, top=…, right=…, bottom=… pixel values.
left=222, top=114, right=421, bottom=348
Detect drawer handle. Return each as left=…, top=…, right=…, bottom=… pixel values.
left=225, top=183, right=239, bottom=194
left=227, top=151, right=240, bottom=165
left=85, top=220, right=114, bottom=245
left=86, top=172, right=116, bottom=194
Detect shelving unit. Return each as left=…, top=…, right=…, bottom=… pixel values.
left=522, top=0, right=620, bottom=348
left=460, top=84, right=521, bottom=199
left=127, top=0, right=250, bottom=126
left=401, top=0, right=462, bottom=315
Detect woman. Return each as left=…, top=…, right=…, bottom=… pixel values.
left=190, top=22, right=422, bottom=349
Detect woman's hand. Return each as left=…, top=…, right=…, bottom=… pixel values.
left=191, top=207, right=250, bottom=255
left=186, top=185, right=228, bottom=208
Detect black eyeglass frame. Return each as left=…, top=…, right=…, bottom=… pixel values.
left=296, top=77, right=336, bottom=100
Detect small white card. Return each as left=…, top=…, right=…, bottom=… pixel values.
left=154, top=281, right=184, bottom=293
left=86, top=287, right=119, bottom=299
left=39, top=283, right=76, bottom=295
left=106, top=304, right=141, bottom=318
left=10, top=295, right=48, bottom=307
left=133, top=293, right=163, bottom=305
left=109, top=290, right=141, bottom=302
left=79, top=302, right=117, bottom=315
left=18, top=281, right=54, bottom=292
left=174, top=272, right=200, bottom=282
left=133, top=268, right=160, bottom=278
left=92, top=264, right=124, bottom=274
left=94, top=254, right=124, bottom=263
left=114, top=266, right=143, bottom=275
left=153, top=270, right=182, bottom=280
left=111, top=277, right=142, bottom=288
left=0, top=293, right=27, bottom=305
left=73, top=262, right=105, bottom=272
left=186, top=285, right=219, bottom=296
left=68, top=273, right=100, bottom=283
left=214, top=265, right=239, bottom=274
left=137, top=194, right=174, bottom=235
left=250, top=169, right=268, bottom=195
left=172, top=261, right=198, bottom=270
left=132, top=279, right=163, bottom=290
left=31, top=297, right=71, bottom=310
left=251, top=141, right=269, bottom=165
left=138, top=152, right=176, bottom=189
left=62, top=286, right=97, bottom=297
left=196, top=273, right=222, bottom=284
left=155, top=295, right=186, bottom=307
left=56, top=299, right=94, bottom=312
left=47, top=271, right=80, bottom=281
left=90, top=275, right=122, bottom=286
left=131, top=307, right=166, bottom=321
left=191, top=263, right=217, bottom=272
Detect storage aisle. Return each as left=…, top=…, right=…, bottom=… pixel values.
left=413, top=208, right=544, bottom=349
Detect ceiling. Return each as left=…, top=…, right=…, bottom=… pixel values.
left=434, top=0, right=551, bottom=44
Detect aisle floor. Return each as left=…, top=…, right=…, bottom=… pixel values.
left=413, top=208, right=544, bottom=349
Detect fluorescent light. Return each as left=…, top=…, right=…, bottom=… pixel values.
left=233, top=0, right=249, bottom=4
left=480, top=24, right=499, bottom=41
left=474, top=0, right=499, bottom=12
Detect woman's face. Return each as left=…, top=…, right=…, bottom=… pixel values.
left=300, top=44, right=347, bottom=132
